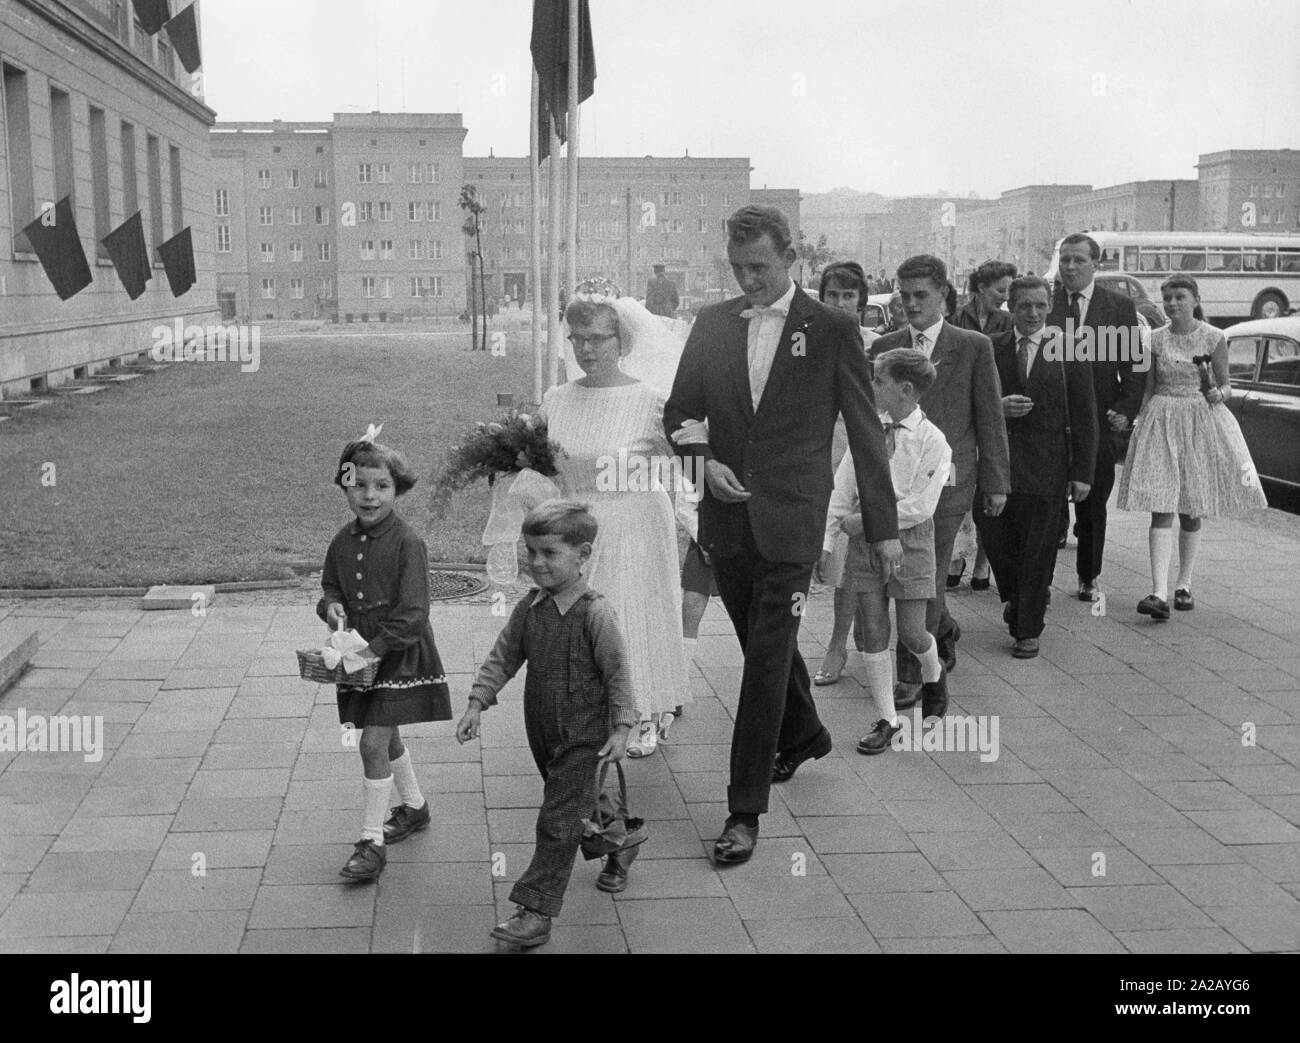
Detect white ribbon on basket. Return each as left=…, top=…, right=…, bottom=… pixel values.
left=481, top=468, right=563, bottom=584
left=319, top=619, right=372, bottom=674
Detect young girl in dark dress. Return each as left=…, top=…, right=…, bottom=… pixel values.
left=318, top=426, right=451, bottom=881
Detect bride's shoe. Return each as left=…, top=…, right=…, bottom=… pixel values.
left=813, top=647, right=848, bottom=686
left=625, top=719, right=658, bottom=758
left=656, top=711, right=676, bottom=741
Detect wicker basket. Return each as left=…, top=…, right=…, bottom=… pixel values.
left=296, top=648, right=379, bottom=687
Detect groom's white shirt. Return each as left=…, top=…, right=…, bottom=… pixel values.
left=745, top=280, right=797, bottom=410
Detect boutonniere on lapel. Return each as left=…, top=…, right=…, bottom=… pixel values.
left=790, top=316, right=812, bottom=358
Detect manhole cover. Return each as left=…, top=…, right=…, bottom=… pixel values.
left=428, top=570, right=488, bottom=601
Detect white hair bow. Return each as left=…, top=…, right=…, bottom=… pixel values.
left=360, top=422, right=384, bottom=443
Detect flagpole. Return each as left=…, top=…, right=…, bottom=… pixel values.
left=529, top=70, right=543, bottom=405
left=564, top=0, right=579, bottom=301
left=546, top=120, right=563, bottom=390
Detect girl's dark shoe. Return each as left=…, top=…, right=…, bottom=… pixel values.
left=596, top=844, right=639, bottom=893
left=1137, top=594, right=1170, bottom=621
left=946, top=560, right=966, bottom=589
left=383, top=801, right=431, bottom=843
left=339, top=839, right=386, bottom=881
left=970, top=572, right=991, bottom=591
left=1174, top=588, right=1194, bottom=611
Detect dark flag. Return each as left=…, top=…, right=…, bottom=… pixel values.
left=22, top=196, right=92, bottom=301
left=163, top=4, right=201, bottom=73
left=531, top=0, right=595, bottom=162
left=131, top=0, right=170, bottom=35
left=158, top=226, right=196, bottom=297
left=101, top=212, right=152, bottom=300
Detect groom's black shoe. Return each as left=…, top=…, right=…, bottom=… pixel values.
left=921, top=664, right=950, bottom=719
left=712, top=817, right=758, bottom=865
left=771, top=727, right=833, bottom=783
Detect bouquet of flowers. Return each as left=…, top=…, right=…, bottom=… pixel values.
left=430, top=408, right=565, bottom=517
left=1191, top=354, right=1216, bottom=402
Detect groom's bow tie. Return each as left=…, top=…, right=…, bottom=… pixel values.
left=740, top=304, right=789, bottom=319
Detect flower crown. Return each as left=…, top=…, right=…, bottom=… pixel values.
left=572, top=276, right=621, bottom=303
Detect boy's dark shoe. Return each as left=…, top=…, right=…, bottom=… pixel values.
left=856, top=719, right=902, bottom=755
left=490, top=906, right=552, bottom=948
left=1174, top=588, right=1194, bottom=611
left=921, top=665, right=949, bottom=719
left=1012, top=638, right=1040, bottom=659
left=596, top=844, right=639, bottom=893
left=1137, top=594, right=1170, bottom=621
left=712, top=818, right=758, bottom=865
left=339, top=839, right=386, bottom=881
left=383, top=801, right=431, bottom=844
left=771, top=726, right=833, bottom=783
left=894, top=682, right=921, bottom=710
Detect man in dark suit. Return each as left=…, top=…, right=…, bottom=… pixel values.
left=665, top=206, right=900, bottom=865
left=977, top=277, right=1098, bottom=658
left=645, top=264, right=679, bottom=317
left=870, top=256, right=1010, bottom=706
left=1048, top=233, right=1145, bottom=602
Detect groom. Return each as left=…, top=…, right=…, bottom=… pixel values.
left=665, top=206, right=900, bottom=864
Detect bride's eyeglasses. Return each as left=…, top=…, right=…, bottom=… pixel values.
left=567, top=332, right=620, bottom=349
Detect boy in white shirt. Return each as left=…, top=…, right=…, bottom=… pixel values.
left=818, top=348, right=953, bottom=753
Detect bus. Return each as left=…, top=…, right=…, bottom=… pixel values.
left=1045, top=232, right=1300, bottom=325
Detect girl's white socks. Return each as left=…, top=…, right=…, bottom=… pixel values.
left=1150, top=527, right=1174, bottom=599
left=361, top=775, right=393, bottom=845
left=390, top=751, right=424, bottom=809
left=1175, top=526, right=1201, bottom=592
left=914, top=635, right=942, bottom=684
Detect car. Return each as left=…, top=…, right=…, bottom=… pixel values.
left=1224, top=316, right=1300, bottom=489
left=864, top=292, right=894, bottom=330
left=1093, top=272, right=1168, bottom=330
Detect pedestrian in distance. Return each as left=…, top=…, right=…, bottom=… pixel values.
left=457, top=501, right=637, bottom=948
left=319, top=426, right=452, bottom=883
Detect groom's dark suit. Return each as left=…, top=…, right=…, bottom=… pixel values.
left=665, top=286, right=897, bottom=814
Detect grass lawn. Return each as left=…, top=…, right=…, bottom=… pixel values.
left=0, top=327, right=543, bottom=587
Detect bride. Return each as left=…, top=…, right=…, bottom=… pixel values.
left=539, top=278, right=692, bottom=757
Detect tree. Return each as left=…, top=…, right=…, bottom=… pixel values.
left=795, top=231, right=833, bottom=279
left=458, top=185, right=488, bottom=351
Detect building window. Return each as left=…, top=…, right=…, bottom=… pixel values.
left=698, top=218, right=708, bottom=233
left=315, top=205, right=331, bottom=225
left=431, top=239, right=443, bottom=260
left=215, top=187, right=230, bottom=216
left=258, top=168, right=272, bottom=189
left=318, top=242, right=331, bottom=261
left=146, top=133, right=165, bottom=252
left=378, top=202, right=393, bottom=222
left=379, top=276, right=393, bottom=298
left=379, top=239, right=394, bottom=259
left=216, top=224, right=231, bottom=253
left=698, top=192, right=707, bottom=206
left=362, top=276, right=376, bottom=298
left=314, top=169, right=329, bottom=188
left=376, top=162, right=391, bottom=184
left=258, top=206, right=273, bottom=226
left=408, top=238, right=427, bottom=260
left=428, top=201, right=441, bottom=221
left=360, top=240, right=376, bottom=260
left=319, top=277, right=333, bottom=298
left=49, top=88, right=75, bottom=209
left=290, top=278, right=304, bottom=299
left=358, top=162, right=372, bottom=184
left=287, top=206, right=302, bottom=225
left=410, top=277, right=429, bottom=298
left=407, top=201, right=422, bottom=222
left=359, top=201, right=373, bottom=223
left=722, top=192, right=732, bottom=206
left=432, top=275, right=443, bottom=297
left=289, top=241, right=303, bottom=262
left=427, top=162, right=439, bottom=183
left=168, top=144, right=183, bottom=236
left=287, top=168, right=300, bottom=189
left=261, top=242, right=274, bottom=262
left=1249, top=184, right=1259, bottom=198
left=580, top=192, right=590, bottom=206
left=261, top=278, right=276, bottom=299
left=2, top=65, right=35, bottom=253
left=121, top=118, right=139, bottom=222
left=408, top=163, right=422, bottom=184
left=89, top=105, right=111, bottom=259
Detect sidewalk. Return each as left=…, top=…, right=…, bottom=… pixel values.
left=1, top=499, right=1297, bottom=954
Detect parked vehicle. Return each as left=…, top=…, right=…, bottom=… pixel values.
left=1224, top=316, right=1300, bottom=488
left=1094, top=272, right=1168, bottom=329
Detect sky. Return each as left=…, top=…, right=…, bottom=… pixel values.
left=199, top=0, right=1300, bottom=198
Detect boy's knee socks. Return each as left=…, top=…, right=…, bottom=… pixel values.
left=361, top=775, right=393, bottom=844
left=390, top=751, right=424, bottom=809
left=863, top=650, right=897, bottom=726
left=913, top=635, right=941, bottom=683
